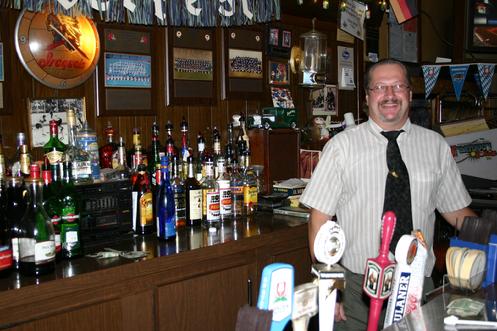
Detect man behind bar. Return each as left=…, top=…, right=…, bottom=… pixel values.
left=300, top=58, right=476, bottom=330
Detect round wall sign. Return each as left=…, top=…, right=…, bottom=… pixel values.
left=15, top=9, right=100, bottom=89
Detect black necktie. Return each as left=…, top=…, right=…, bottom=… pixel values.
left=382, top=130, right=412, bottom=252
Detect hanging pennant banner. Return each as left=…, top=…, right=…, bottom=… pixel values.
left=421, top=65, right=440, bottom=99
left=449, top=64, right=470, bottom=101
left=477, top=63, right=495, bottom=100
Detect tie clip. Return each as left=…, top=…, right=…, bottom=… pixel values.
left=390, top=170, right=398, bottom=178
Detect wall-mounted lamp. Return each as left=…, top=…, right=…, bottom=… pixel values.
left=289, top=18, right=327, bottom=87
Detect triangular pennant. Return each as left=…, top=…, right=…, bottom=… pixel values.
left=477, top=63, right=495, bottom=100
left=449, top=64, right=470, bottom=101
left=421, top=65, right=441, bottom=99
left=474, top=72, right=483, bottom=95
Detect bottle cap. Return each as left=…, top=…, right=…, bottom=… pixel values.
left=29, top=163, right=40, bottom=179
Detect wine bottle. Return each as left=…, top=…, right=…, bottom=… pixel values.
left=48, top=163, right=63, bottom=259
left=132, top=165, right=154, bottom=235
left=184, top=156, right=202, bottom=227
left=60, top=160, right=82, bottom=258
left=18, top=164, right=56, bottom=276
left=0, top=176, right=12, bottom=276
left=43, top=120, right=67, bottom=169
left=156, top=156, right=176, bottom=241
left=6, top=176, right=28, bottom=270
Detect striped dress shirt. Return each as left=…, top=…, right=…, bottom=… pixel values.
left=300, top=118, right=472, bottom=276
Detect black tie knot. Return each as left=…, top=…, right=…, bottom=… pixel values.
left=381, top=130, right=404, bottom=141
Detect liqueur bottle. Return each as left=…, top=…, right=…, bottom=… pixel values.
left=216, top=157, right=232, bottom=221
left=18, top=164, right=56, bottom=276
left=165, top=121, right=177, bottom=162
left=60, top=159, right=82, bottom=258
left=43, top=120, right=67, bottom=170
left=99, top=122, right=118, bottom=169
left=149, top=121, right=163, bottom=187
left=156, top=156, right=176, bottom=241
left=115, top=137, right=130, bottom=180
left=184, top=156, right=202, bottom=227
left=11, top=132, right=30, bottom=178
left=180, top=117, right=191, bottom=180
left=48, top=163, right=63, bottom=259
left=129, top=128, right=148, bottom=168
left=195, top=132, right=206, bottom=181
left=65, top=109, right=92, bottom=184
left=171, top=155, right=186, bottom=228
left=225, top=123, right=235, bottom=168
left=242, top=150, right=258, bottom=216
left=132, top=164, right=154, bottom=235
left=230, top=160, right=244, bottom=219
left=0, top=176, right=12, bottom=276
left=201, top=156, right=220, bottom=225
left=6, top=176, right=28, bottom=270
left=76, top=121, right=101, bottom=181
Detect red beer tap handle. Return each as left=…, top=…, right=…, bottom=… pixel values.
left=380, top=211, right=396, bottom=256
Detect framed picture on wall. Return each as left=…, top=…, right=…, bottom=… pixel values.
left=268, top=60, right=290, bottom=85
left=228, top=48, right=263, bottom=79
left=311, top=84, right=338, bottom=116
left=104, top=52, right=152, bottom=88
left=269, top=28, right=279, bottom=46
left=28, top=98, right=86, bottom=148
left=282, top=30, right=292, bottom=48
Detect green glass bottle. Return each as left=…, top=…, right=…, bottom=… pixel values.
left=60, top=159, right=82, bottom=258
left=43, top=120, right=66, bottom=168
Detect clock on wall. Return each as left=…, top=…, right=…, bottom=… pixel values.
left=15, top=9, right=100, bottom=89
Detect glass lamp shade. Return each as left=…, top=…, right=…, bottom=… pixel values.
left=300, top=28, right=327, bottom=74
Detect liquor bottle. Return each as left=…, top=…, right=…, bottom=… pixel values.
left=195, top=132, right=206, bottom=181
left=129, top=127, right=148, bottom=168
left=149, top=121, right=163, bottom=187
left=156, top=156, right=176, bottom=241
left=48, top=163, right=63, bottom=259
left=6, top=176, right=28, bottom=270
left=18, top=164, right=56, bottom=276
left=236, top=136, right=247, bottom=166
left=230, top=160, right=244, bottom=219
left=0, top=176, right=12, bottom=276
left=76, top=121, right=101, bottom=181
left=180, top=117, right=191, bottom=180
left=10, top=132, right=28, bottom=178
left=184, top=156, right=202, bottom=227
left=0, top=135, right=5, bottom=178
left=43, top=120, right=67, bottom=169
left=171, top=155, right=186, bottom=228
left=225, top=123, right=235, bottom=168
left=201, top=156, right=220, bottom=225
left=132, top=164, right=154, bottom=235
left=216, top=157, right=232, bottom=221
left=212, top=126, right=222, bottom=178
left=65, top=109, right=92, bottom=184
left=99, top=122, right=118, bottom=169
left=165, top=121, right=177, bottom=162
left=242, top=150, right=258, bottom=216
left=60, top=159, right=82, bottom=258
left=115, top=137, right=130, bottom=180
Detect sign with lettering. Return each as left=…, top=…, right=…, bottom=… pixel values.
left=15, top=9, right=100, bottom=89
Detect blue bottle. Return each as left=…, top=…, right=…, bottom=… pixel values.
left=156, top=156, right=176, bottom=240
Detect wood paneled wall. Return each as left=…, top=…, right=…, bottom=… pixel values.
left=0, top=8, right=361, bottom=161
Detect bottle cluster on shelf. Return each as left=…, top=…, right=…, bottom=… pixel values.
left=0, top=111, right=262, bottom=278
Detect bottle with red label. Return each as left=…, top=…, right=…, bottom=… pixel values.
left=132, top=164, right=154, bottom=235
left=99, top=122, right=118, bottom=170
left=18, top=163, right=56, bottom=276
left=201, top=156, right=220, bottom=225
left=0, top=175, right=12, bottom=276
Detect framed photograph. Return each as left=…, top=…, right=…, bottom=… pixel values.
left=269, top=28, right=279, bottom=46
left=0, top=42, right=4, bottom=81
left=271, top=87, right=295, bottom=108
left=282, top=30, right=292, bottom=48
left=467, top=0, right=497, bottom=52
left=173, top=47, right=213, bottom=81
left=269, top=60, right=290, bottom=85
left=104, top=52, right=152, bottom=88
left=228, top=48, right=263, bottom=79
left=29, top=98, right=86, bottom=148
left=311, top=84, right=338, bottom=116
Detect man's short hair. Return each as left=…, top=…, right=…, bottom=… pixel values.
left=364, top=59, right=412, bottom=93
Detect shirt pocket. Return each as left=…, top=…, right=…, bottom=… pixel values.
left=410, top=169, right=439, bottom=211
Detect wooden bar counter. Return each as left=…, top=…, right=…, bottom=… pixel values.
left=0, top=213, right=312, bottom=331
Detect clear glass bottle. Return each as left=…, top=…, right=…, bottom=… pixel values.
left=201, top=156, right=220, bottom=225
left=76, top=121, right=101, bottom=181
left=18, top=164, right=56, bottom=276
left=225, top=123, right=235, bottom=168
left=230, top=160, right=244, bottom=219
left=156, top=156, right=176, bottom=241
left=216, top=157, right=232, bottom=221
left=180, top=117, right=191, bottom=181
left=171, top=155, right=186, bottom=228
left=115, top=137, right=130, bottom=180
left=65, top=109, right=92, bottom=184
left=242, top=150, right=258, bottom=216
left=184, top=156, right=202, bottom=227
left=195, top=132, right=206, bottom=181
left=43, top=120, right=67, bottom=168
left=60, top=159, right=82, bottom=258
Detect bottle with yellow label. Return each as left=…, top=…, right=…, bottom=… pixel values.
left=242, top=150, right=257, bottom=217
left=132, top=164, right=154, bottom=235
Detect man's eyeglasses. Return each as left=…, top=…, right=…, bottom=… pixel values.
left=368, top=83, right=410, bottom=94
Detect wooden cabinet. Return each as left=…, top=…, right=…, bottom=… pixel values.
left=248, top=128, right=301, bottom=192
left=0, top=218, right=311, bottom=331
